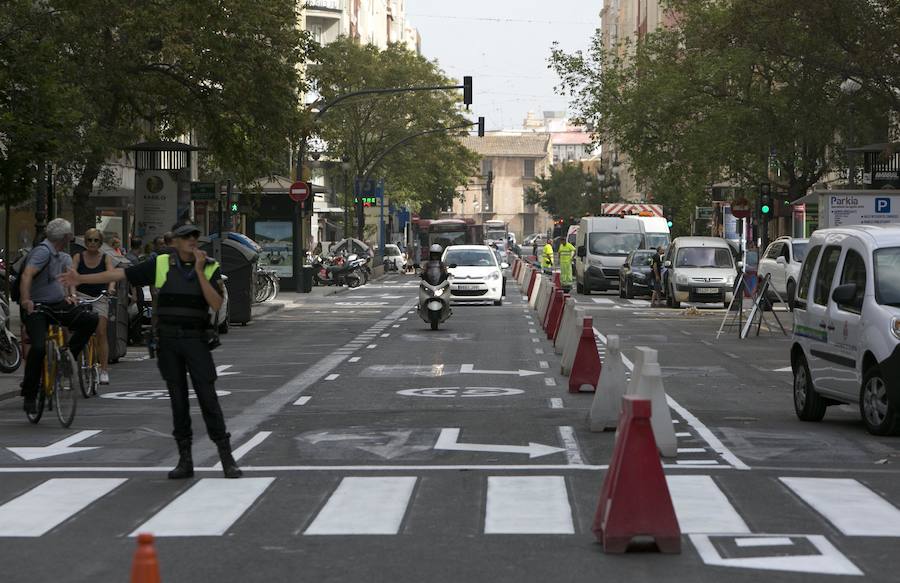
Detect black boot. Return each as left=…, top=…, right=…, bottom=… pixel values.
left=167, top=439, right=194, bottom=479
left=214, top=437, right=243, bottom=479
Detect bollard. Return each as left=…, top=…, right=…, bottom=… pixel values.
left=131, top=533, right=161, bottom=583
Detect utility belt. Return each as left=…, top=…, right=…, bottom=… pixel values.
left=156, top=325, right=208, bottom=339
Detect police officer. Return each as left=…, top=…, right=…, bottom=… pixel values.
left=61, top=223, right=241, bottom=479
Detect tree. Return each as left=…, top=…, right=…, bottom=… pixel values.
left=525, top=162, right=613, bottom=221
left=550, top=0, right=889, bottom=216
left=308, top=37, right=478, bottom=236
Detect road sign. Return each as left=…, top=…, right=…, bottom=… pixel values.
left=696, top=206, right=714, bottom=220
left=731, top=198, right=751, bottom=219
left=190, top=181, right=217, bottom=200
left=289, top=181, right=310, bottom=202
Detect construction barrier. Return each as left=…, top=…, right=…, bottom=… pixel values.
left=569, top=317, right=601, bottom=393
left=526, top=268, right=538, bottom=298
left=528, top=274, right=544, bottom=310
left=131, top=533, right=161, bottom=583
left=553, top=271, right=561, bottom=288
left=560, top=307, right=588, bottom=375
left=535, top=277, right=553, bottom=323
left=541, top=282, right=560, bottom=331
left=547, top=290, right=567, bottom=340
left=632, top=358, right=677, bottom=458
left=554, top=298, right=576, bottom=355
left=592, top=396, right=681, bottom=553
left=590, top=334, right=627, bottom=432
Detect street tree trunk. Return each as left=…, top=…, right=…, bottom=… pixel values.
left=72, top=158, right=103, bottom=234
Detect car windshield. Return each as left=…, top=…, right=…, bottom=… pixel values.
left=875, top=247, right=900, bottom=306
left=385, top=246, right=400, bottom=256
left=645, top=234, right=670, bottom=250
left=675, top=247, right=734, bottom=268
left=792, top=242, right=809, bottom=262
left=588, top=233, right=642, bottom=256
left=630, top=252, right=655, bottom=267
left=445, top=249, right=497, bottom=267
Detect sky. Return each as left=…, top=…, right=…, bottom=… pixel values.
left=409, top=0, right=601, bottom=131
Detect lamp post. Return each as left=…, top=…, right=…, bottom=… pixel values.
left=841, top=77, right=863, bottom=187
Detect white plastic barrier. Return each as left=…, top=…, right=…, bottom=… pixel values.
left=554, top=298, right=576, bottom=355
left=560, top=307, right=590, bottom=376
left=589, top=334, right=627, bottom=432
left=528, top=274, right=543, bottom=309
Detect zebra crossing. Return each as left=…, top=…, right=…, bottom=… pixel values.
left=1, top=473, right=898, bottom=544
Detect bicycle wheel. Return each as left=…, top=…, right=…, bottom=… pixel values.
left=26, top=389, right=46, bottom=424
left=54, top=350, right=77, bottom=428
left=78, top=349, right=92, bottom=398
left=0, top=329, right=22, bottom=373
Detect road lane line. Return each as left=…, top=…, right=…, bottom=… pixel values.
left=735, top=537, right=794, bottom=547
left=325, top=374, right=339, bottom=381
left=529, top=328, right=537, bottom=334
left=132, top=478, right=274, bottom=537
left=0, top=463, right=742, bottom=473
left=304, top=477, right=416, bottom=535
left=667, top=475, right=750, bottom=534
left=294, top=396, right=312, bottom=406
left=367, top=344, right=377, bottom=349
left=549, top=398, right=564, bottom=409
left=676, top=432, right=691, bottom=437
left=558, top=426, right=585, bottom=465
left=677, top=448, right=707, bottom=453
left=484, top=476, right=574, bottom=534
left=0, top=478, right=126, bottom=537
left=592, top=326, right=749, bottom=470
left=780, top=477, right=900, bottom=536
left=214, top=432, right=272, bottom=468
left=348, top=357, right=361, bottom=363
left=545, top=377, right=556, bottom=387
left=538, top=361, right=549, bottom=369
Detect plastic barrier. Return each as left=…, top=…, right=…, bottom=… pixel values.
left=547, top=291, right=567, bottom=340
left=569, top=318, right=601, bottom=393
left=526, top=269, right=539, bottom=299
left=554, top=298, right=576, bottom=354
left=632, top=359, right=677, bottom=458
left=560, top=307, right=588, bottom=375
left=131, top=533, right=161, bottom=583
left=528, top=274, right=544, bottom=310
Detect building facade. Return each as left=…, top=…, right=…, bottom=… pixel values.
left=303, top=0, right=419, bottom=51
left=451, top=134, right=554, bottom=241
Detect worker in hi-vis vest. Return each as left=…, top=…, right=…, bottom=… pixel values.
left=59, top=222, right=242, bottom=480
left=558, top=239, right=576, bottom=287
left=542, top=240, right=554, bottom=269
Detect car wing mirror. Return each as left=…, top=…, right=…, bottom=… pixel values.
left=776, top=256, right=786, bottom=265
left=622, top=262, right=629, bottom=268
left=577, top=246, right=586, bottom=258
left=500, top=262, right=509, bottom=269
left=664, top=260, right=671, bottom=268
left=832, top=283, right=857, bottom=305
left=737, top=261, right=744, bottom=269
left=449, top=263, right=458, bottom=269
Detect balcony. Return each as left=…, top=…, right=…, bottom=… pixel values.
left=305, top=0, right=342, bottom=20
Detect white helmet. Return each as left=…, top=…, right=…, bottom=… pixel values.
left=429, top=244, right=443, bottom=254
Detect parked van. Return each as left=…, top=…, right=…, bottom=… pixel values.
left=662, top=237, right=737, bottom=308
left=636, top=216, right=671, bottom=251
left=790, top=225, right=900, bottom=435
left=574, top=216, right=643, bottom=294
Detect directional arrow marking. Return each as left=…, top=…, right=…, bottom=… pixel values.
left=8, top=430, right=102, bottom=461
left=459, top=364, right=543, bottom=377
left=302, top=430, right=430, bottom=459
left=434, top=428, right=565, bottom=459
left=216, top=365, right=240, bottom=377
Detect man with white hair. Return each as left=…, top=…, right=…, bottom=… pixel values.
left=19, top=218, right=99, bottom=415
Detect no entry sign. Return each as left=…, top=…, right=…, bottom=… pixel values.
left=290, top=181, right=310, bottom=202
left=730, top=198, right=751, bottom=219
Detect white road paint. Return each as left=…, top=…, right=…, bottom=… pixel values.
left=538, top=361, right=549, bottom=369
left=534, top=348, right=544, bottom=355
left=678, top=448, right=707, bottom=454
left=349, top=357, right=361, bottom=363
left=544, top=377, right=556, bottom=387
left=215, top=364, right=240, bottom=377
left=557, top=426, right=585, bottom=465
left=367, top=344, right=377, bottom=349
left=667, top=475, right=750, bottom=534
left=529, top=328, right=537, bottom=334
left=8, top=430, right=102, bottom=461
left=0, top=463, right=741, bottom=473
left=397, top=387, right=523, bottom=398
left=780, top=477, right=900, bottom=536
left=294, top=396, right=312, bottom=406
left=591, top=298, right=614, bottom=305
left=484, top=476, right=574, bottom=534
left=220, top=431, right=272, bottom=464
left=676, top=432, right=691, bottom=437
left=0, top=478, right=126, bottom=537
left=132, top=478, right=274, bottom=537
left=773, top=366, right=793, bottom=372
left=459, top=364, right=543, bottom=377
left=690, top=534, right=863, bottom=576
left=676, top=460, right=722, bottom=466
left=735, top=537, right=795, bottom=547
left=434, top=428, right=564, bottom=459
left=380, top=333, right=390, bottom=338
left=304, top=477, right=416, bottom=535
left=531, top=338, right=540, bottom=343
left=325, top=374, right=340, bottom=381
left=549, top=398, right=564, bottom=409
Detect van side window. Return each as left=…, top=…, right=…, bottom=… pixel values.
left=796, top=245, right=821, bottom=302
left=837, top=250, right=866, bottom=313
left=813, top=246, right=842, bottom=306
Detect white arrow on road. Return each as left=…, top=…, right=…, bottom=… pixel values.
left=8, top=430, right=102, bottom=461
left=434, top=428, right=565, bottom=459
left=216, top=365, right=240, bottom=377
left=459, top=364, right=543, bottom=377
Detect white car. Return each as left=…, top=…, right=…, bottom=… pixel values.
left=662, top=237, right=737, bottom=308
left=382, top=244, right=407, bottom=271
left=443, top=245, right=507, bottom=306
left=758, top=236, right=810, bottom=309
left=791, top=225, right=900, bottom=435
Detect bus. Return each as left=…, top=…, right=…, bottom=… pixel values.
left=414, top=218, right=484, bottom=262
left=483, top=220, right=508, bottom=244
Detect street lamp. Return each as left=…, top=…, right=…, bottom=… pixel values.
left=841, top=77, right=863, bottom=186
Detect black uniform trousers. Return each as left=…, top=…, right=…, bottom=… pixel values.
left=22, top=304, right=98, bottom=400
left=156, top=330, right=227, bottom=442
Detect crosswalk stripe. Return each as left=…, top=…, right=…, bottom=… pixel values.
left=304, top=477, right=417, bottom=535
left=0, top=478, right=126, bottom=537
left=131, top=478, right=274, bottom=537
left=780, top=477, right=900, bottom=536
left=667, top=475, right=750, bottom=534
left=484, top=476, right=574, bottom=534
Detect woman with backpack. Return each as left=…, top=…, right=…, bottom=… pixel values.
left=71, top=228, right=116, bottom=385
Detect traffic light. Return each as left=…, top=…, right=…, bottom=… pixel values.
left=666, top=217, right=674, bottom=229
left=462, top=76, right=473, bottom=108
left=477, top=116, right=485, bottom=137
left=760, top=183, right=772, bottom=217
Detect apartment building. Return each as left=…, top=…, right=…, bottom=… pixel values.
left=303, top=0, right=419, bottom=51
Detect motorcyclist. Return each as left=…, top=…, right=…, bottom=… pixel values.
left=422, top=244, right=448, bottom=285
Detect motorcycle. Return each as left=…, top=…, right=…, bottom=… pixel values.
left=311, top=253, right=365, bottom=288
left=0, top=294, right=22, bottom=373
left=418, top=262, right=452, bottom=330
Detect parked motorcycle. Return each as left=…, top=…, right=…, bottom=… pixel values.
left=418, top=262, right=452, bottom=330
left=311, top=253, right=365, bottom=288
left=0, top=294, right=22, bottom=373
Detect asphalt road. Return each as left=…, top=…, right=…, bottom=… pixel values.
left=0, top=272, right=898, bottom=582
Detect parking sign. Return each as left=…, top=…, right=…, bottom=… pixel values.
left=876, top=197, right=891, bottom=213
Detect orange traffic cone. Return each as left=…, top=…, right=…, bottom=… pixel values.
left=131, top=533, right=161, bottom=583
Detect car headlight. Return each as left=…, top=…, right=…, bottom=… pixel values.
left=433, top=288, right=444, bottom=297
left=891, top=318, right=900, bottom=341
left=488, top=271, right=501, bottom=281
left=676, top=273, right=689, bottom=285
left=725, top=275, right=735, bottom=286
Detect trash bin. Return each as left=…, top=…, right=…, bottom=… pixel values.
left=201, top=237, right=258, bottom=325
left=300, top=265, right=315, bottom=293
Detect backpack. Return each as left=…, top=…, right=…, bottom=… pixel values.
left=9, top=247, right=48, bottom=303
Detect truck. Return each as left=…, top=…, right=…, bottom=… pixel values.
left=483, top=220, right=509, bottom=245
left=802, top=189, right=900, bottom=229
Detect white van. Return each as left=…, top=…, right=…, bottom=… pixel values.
left=791, top=225, right=900, bottom=435
left=662, top=237, right=737, bottom=308
left=636, top=216, right=671, bottom=251
left=574, top=216, right=643, bottom=294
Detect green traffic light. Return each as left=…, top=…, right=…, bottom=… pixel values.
left=666, top=220, right=673, bottom=228
left=230, top=203, right=239, bottom=212
left=761, top=204, right=771, bottom=214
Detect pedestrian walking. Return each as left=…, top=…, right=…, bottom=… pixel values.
left=60, top=223, right=242, bottom=479
left=650, top=245, right=664, bottom=306
left=19, top=218, right=99, bottom=414
left=71, top=228, right=116, bottom=385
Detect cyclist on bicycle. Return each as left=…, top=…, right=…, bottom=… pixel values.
left=19, top=218, right=99, bottom=415
left=72, top=228, right=116, bottom=385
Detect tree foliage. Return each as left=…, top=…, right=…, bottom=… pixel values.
left=1, top=0, right=312, bottom=231
left=525, top=162, right=614, bottom=220
left=550, top=0, right=891, bottom=226
left=309, top=37, right=479, bottom=220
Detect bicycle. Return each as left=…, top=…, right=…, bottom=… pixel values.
left=25, top=305, right=79, bottom=427
left=77, top=292, right=107, bottom=398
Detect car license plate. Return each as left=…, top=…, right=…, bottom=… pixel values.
left=697, top=287, right=719, bottom=294
left=456, top=285, right=481, bottom=291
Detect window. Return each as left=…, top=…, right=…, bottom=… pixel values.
left=444, top=249, right=497, bottom=267
left=524, top=159, right=535, bottom=178
left=874, top=247, right=900, bottom=306
left=765, top=243, right=783, bottom=260
left=837, top=250, right=866, bottom=313
left=792, top=242, right=809, bottom=262
left=588, top=233, right=643, bottom=257
left=482, top=159, right=492, bottom=177
left=812, top=246, right=842, bottom=306
left=797, top=245, right=821, bottom=302
left=675, top=247, right=733, bottom=268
